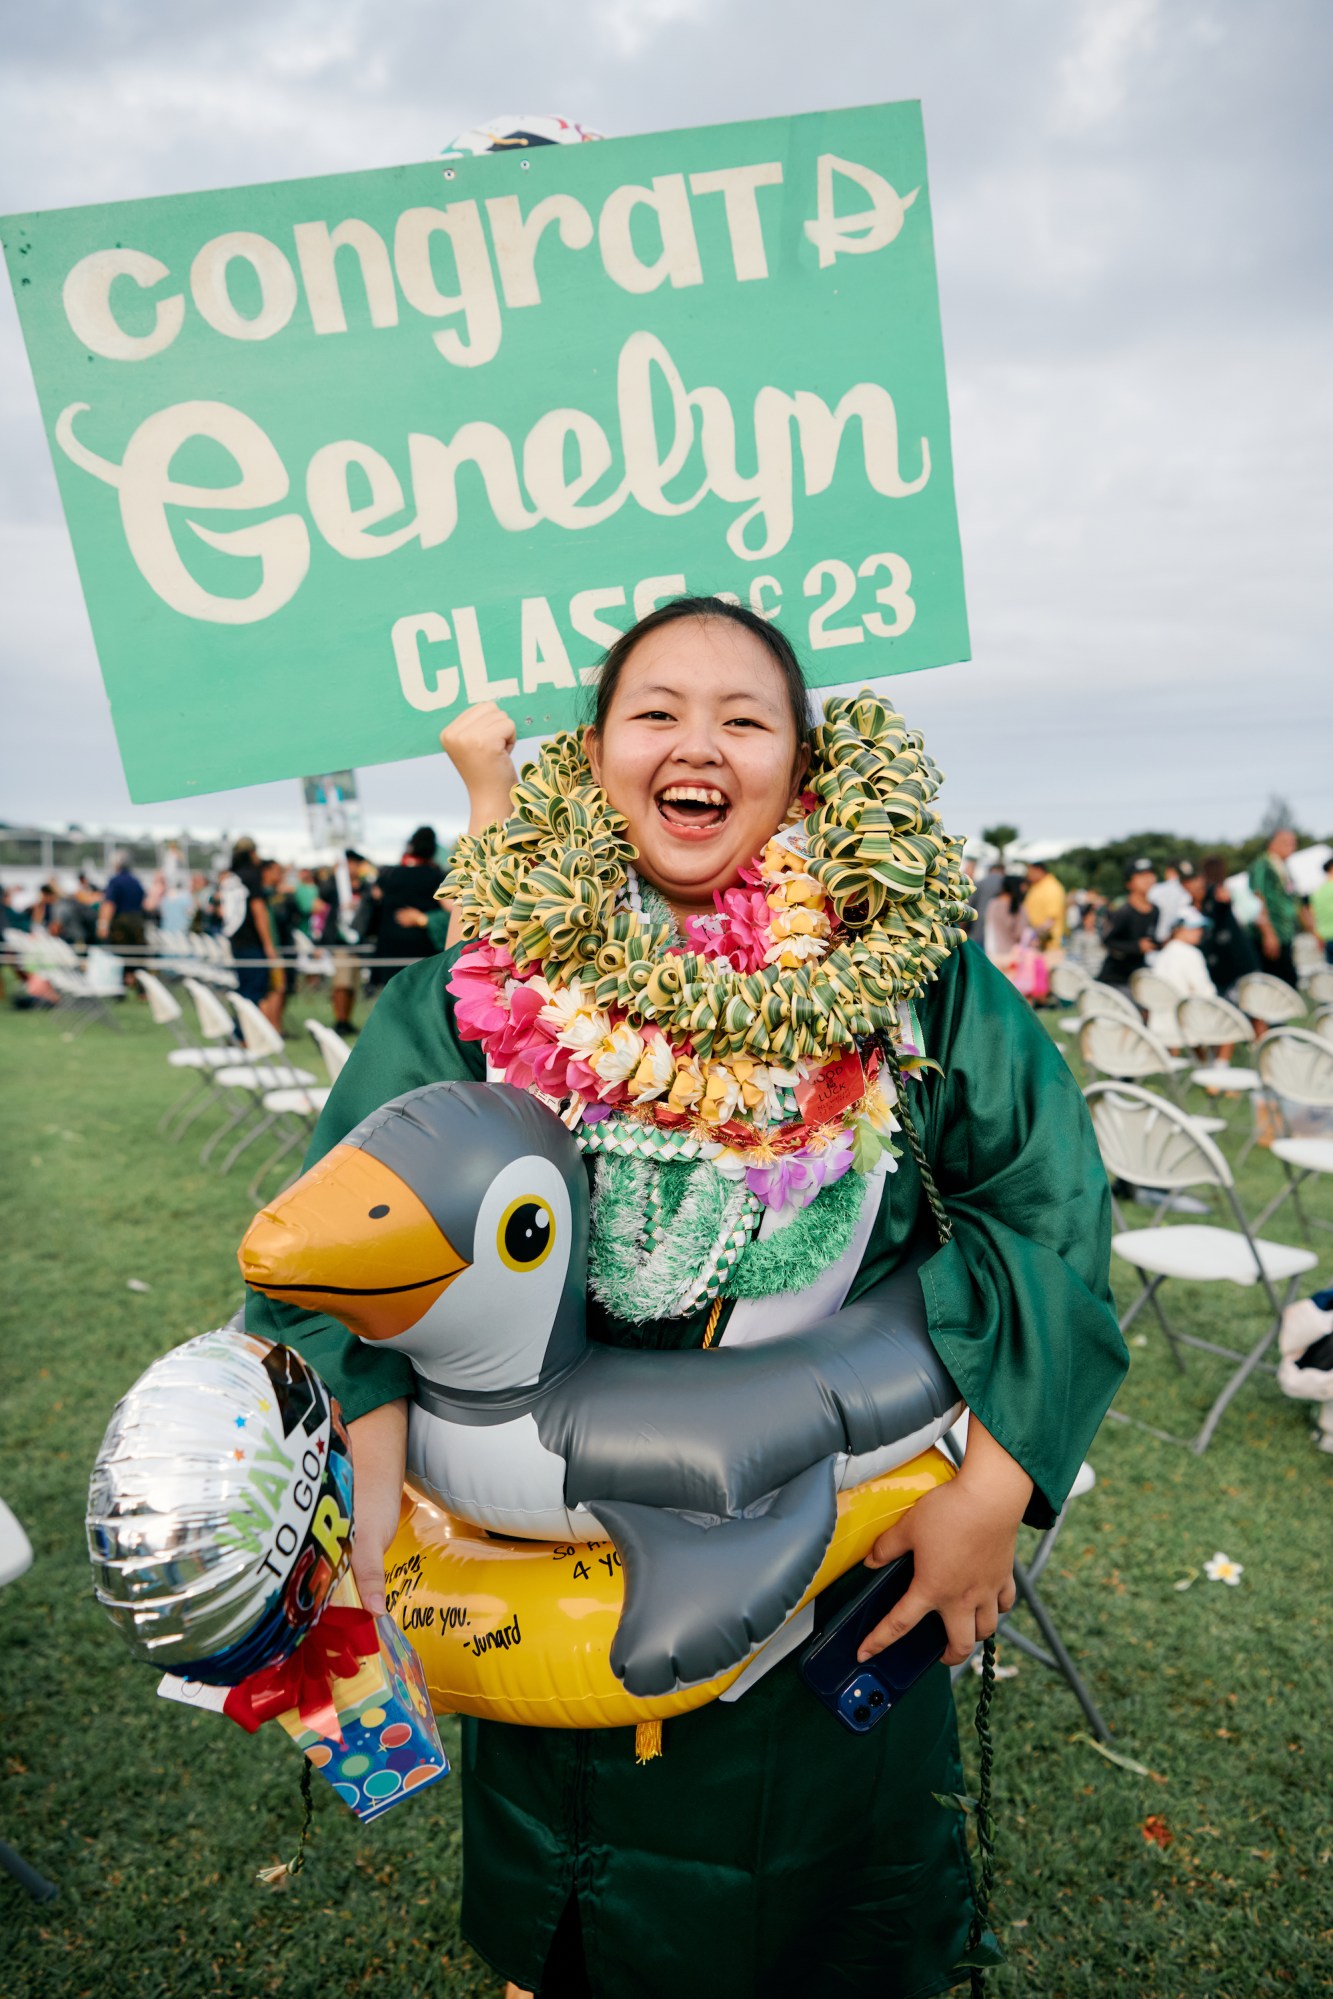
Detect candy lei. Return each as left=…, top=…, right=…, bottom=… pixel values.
left=442, top=692, right=970, bottom=1319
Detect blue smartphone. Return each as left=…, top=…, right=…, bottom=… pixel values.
left=799, top=1554, right=948, bottom=1733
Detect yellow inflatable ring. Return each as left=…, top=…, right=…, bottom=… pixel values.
left=384, top=1449, right=954, bottom=1729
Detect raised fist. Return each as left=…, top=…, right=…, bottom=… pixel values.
left=440, top=702, right=519, bottom=834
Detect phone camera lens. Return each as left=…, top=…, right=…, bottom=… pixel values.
left=854, top=1705, right=871, bottom=1724
left=869, top=1691, right=885, bottom=1708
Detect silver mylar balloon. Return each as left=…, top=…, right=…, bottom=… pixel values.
left=87, top=1324, right=354, bottom=1682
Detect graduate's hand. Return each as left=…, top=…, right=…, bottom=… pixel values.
left=345, top=1398, right=408, bottom=1614
left=858, top=1417, right=1031, bottom=1668
left=440, top=701, right=519, bottom=835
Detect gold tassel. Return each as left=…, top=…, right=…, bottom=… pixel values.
left=635, top=1717, right=663, bottom=1764
left=701, top=1296, right=724, bottom=1349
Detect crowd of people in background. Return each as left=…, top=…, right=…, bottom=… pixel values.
left=7, top=821, right=1333, bottom=1034
left=1, top=823, right=451, bottom=1033
left=966, top=827, right=1333, bottom=1019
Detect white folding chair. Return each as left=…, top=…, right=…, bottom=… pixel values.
left=1130, top=968, right=1183, bottom=1046
left=1078, top=1014, right=1227, bottom=1132
left=1085, top=981, right=1143, bottom=1022
left=0, top=1495, right=56, bottom=1903
left=1085, top=1082, right=1317, bottom=1451
left=1250, top=1029, right=1333, bottom=1239
left=1056, top=977, right=1142, bottom=1039
left=945, top=1416, right=1110, bottom=1741
left=186, top=931, right=237, bottom=988
left=43, top=941, right=124, bottom=1033
left=1049, top=959, right=1090, bottom=1006
left=1177, top=992, right=1264, bottom=1161
left=1306, top=967, right=1333, bottom=1008
left=245, top=1054, right=332, bottom=1206
left=177, top=975, right=253, bottom=1147
left=241, top=1018, right=351, bottom=1203
left=1235, top=972, right=1306, bottom=1028
left=293, top=928, right=334, bottom=988
left=1178, top=993, right=1259, bottom=1090
left=203, top=994, right=318, bottom=1174
left=183, top=973, right=238, bottom=1041
left=208, top=933, right=239, bottom=988
left=1311, top=1005, right=1333, bottom=1046
left=135, top=969, right=238, bottom=1133
left=306, top=1017, right=353, bottom=1080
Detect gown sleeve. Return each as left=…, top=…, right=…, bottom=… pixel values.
left=243, top=944, right=485, bottom=1421
left=908, top=940, right=1127, bottom=1526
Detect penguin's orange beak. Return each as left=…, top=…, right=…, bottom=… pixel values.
left=239, top=1144, right=468, bottom=1342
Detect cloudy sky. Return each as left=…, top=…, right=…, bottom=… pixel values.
left=1, top=0, right=1329, bottom=858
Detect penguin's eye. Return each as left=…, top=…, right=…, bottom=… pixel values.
left=497, top=1196, right=555, bottom=1272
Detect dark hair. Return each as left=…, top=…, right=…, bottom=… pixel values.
left=1200, top=853, right=1228, bottom=888
left=588, top=596, right=814, bottom=754
left=1002, top=873, right=1027, bottom=909
left=408, top=825, right=438, bottom=862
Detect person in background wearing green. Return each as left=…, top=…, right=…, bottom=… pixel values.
left=247, top=600, right=1127, bottom=1999
left=1248, top=827, right=1311, bottom=988
left=291, top=868, right=320, bottom=933
left=1311, top=855, right=1333, bottom=965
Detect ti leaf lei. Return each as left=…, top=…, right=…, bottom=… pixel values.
left=441, top=691, right=970, bottom=1319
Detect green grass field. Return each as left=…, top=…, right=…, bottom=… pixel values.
left=2, top=984, right=1330, bottom=1998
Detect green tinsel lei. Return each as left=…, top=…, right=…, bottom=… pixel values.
left=589, top=1153, right=869, bottom=1324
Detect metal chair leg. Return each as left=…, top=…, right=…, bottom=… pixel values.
left=245, top=1120, right=309, bottom=1205
left=200, top=1095, right=251, bottom=1164
left=1252, top=1160, right=1320, bottom=1240
left=1022, top=1512, right=1066, bottom=1588
left=985, top=1624, right=1058, bottom=1671
left=1192, top=1276, right=1300, bottom=1454
left=0, top=1838, right=57, bottom=1901
left=219, top=1108, right=278, bottom=1175
left=1120, top=1276, right=1189, bottom=1373
left=949, top=1564, right=1113, bottom=1742
left=1117, top=1279, right=1158, bottom=1336
left=174, top=1084, right=229, bottom=1139
left=160, top=1071, right=214, bottom=1135
left=1011, top=1559, right=1114, bottom=1743
left=1146, top=1287, right=1191, bottom=1373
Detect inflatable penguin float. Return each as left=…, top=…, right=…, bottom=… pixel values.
left=241, top=1083, right=961, bottom=1697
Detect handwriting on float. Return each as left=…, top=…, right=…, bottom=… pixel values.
left=466, top=1613, right=522, bottom=1658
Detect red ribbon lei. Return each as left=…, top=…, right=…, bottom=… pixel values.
left=223, top=1606, right=380, bottom=1743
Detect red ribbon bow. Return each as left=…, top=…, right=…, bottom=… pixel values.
left=223, top=1605, right=380, bottom=1744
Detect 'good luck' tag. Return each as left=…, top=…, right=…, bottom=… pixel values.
left=794, top=1050, right=866, bottom=1127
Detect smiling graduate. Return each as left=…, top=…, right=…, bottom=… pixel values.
left=245, top=595, right=1127, bottom=1999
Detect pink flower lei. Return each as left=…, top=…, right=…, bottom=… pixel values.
left=448, top=832, right=919, bottom=1211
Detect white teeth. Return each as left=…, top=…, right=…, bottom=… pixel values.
left=660, top=786, right=729, bottom=806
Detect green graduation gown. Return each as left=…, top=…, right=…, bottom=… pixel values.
left=247, top=939, right=1126, bottom=1998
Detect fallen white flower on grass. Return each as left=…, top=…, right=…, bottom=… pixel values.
left=1204, top=1552, right=1244, bottom=1585
left=969, top=1652, right=1020, bottom=1680
left=126, top=1278, right=152, bottom=1294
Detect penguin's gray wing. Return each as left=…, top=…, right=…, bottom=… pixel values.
left=590, top=1457, right=839, bottom=1697
left=543, top=1270, right=958, bottom=1517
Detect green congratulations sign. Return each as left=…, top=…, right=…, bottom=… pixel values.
left=3, top=101, right=968, bottom=803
